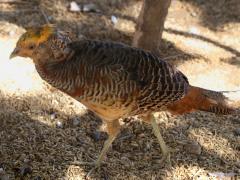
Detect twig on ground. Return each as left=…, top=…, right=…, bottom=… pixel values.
left=39, top=7, right=50, bottom=24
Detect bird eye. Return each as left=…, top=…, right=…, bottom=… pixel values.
left=29, top=44, right=36, bottom=50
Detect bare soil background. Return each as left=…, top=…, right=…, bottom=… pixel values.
left=0, top=0, right=239, bottom=179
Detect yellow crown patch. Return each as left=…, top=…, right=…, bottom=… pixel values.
left=19, top=24, right=56, bottom=45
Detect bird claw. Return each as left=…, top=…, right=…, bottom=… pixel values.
left=71, top=160, right=104, bottom=178
left=86, top=164, right=100, bottom=179
left=159, top=151, right=172, bottom=168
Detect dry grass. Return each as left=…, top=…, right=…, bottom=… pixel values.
left=0, top=0, right=240, bottom=179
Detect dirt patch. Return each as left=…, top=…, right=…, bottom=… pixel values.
left=0, top=0, right=239, bottom=179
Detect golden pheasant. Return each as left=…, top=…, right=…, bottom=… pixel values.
left=10, top=25, right=239, bottom=172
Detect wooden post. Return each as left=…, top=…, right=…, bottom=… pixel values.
left=133, top=0, right=171, bottom=55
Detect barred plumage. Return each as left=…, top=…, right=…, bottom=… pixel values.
left=11, top=25, right=238, bottom=172
left=34, top=39, right=189, bottom=119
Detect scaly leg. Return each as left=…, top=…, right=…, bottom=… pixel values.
left=75, top=120, right=120, bottom=177
left=150, top=114, right=171, bottom=166
left=94, top=134, right=116, bottom=167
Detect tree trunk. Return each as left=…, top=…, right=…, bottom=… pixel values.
left=132, top=0, right=171, bottom=55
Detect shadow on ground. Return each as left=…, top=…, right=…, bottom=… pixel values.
left=179, top=0, right=240, bottom=31
left=0, top=91, right=239, bottom=179
left=0, top=0, right=204, bottom=66
left=220, top=56, right=240, bottom=67
left=165, top=28, right=240, bottom=58
left=0, top=0, right=239, bottom=179
left=1, top=0, right=239, bottom=67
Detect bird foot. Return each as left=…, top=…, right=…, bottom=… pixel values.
left=159, top=151, right=171, bottom=168
left=86, top=164, right=100, bottom=179
left=72, top=160, right=104, bottom=178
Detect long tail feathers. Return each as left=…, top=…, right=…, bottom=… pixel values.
left=167, top=85, right=240, bottom=115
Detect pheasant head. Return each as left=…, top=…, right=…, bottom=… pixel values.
left=10, top=24, right=73, bottom=64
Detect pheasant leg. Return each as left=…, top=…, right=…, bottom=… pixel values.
left=75, top=120, right=120, bottom=177
left=150, top=114, right=171, bottom=166
left=95, top=134, right=116, bottom=166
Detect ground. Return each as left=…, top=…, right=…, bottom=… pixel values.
left=0, top=0, right=240, bottom=179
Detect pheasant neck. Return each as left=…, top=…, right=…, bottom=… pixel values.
left=34, top=60, right=80, bottom=94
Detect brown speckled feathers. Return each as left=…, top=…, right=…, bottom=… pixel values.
left=35, top=40, right=189, bottom=119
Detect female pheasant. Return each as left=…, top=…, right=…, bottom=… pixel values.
left=10, top=25, right=238, bottom=172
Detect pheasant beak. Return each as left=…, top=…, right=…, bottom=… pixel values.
left=9, top=47, right=20, bottom=59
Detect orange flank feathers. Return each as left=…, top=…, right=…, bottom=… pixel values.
left=167, top=86, right=235, bottom=115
